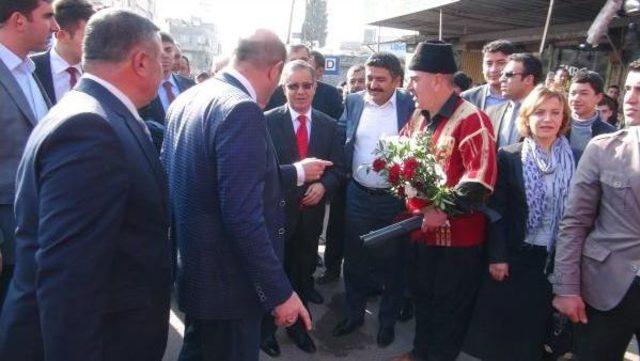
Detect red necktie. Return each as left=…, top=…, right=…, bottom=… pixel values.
left=163, top=81, right=176, bottom=103
left=66, top=67, right=79, bottom=89
left=296, top=114, right=309, bottom=159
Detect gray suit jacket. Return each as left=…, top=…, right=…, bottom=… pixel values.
left=461, top=84, right=490, bottom=110
left=0, top=59, right=52, bottom=205
left=552, top=128, right=640, bottom=311
left=0, top=56, right=51, bottom=265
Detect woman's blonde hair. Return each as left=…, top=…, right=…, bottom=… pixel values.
left=517, top=84, right=571, bottom=138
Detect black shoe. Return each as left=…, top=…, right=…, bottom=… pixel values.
left=332, top=318, right=364, bottom=337
left=317, top=269, right=340, bottom=285
left=377, top=325, right=395, bottom=347
left=260, top=335, right=280, bottom=357
left=398, top=298, right=414, bottom=322
left=287, top=329, right=316, bottom=353
left=304, top=288, right=324, bottom=304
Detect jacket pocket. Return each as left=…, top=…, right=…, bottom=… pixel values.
left=582, top=237, right=612, bottom=262
left=600, top=171, right=632, bottom=210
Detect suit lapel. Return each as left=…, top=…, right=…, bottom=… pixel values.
left=308, top=110, right=323, bottom=157
left=33, top=51, right=56, bottom=104
left=33, top=73, right=53, bottom=109
left=0, top=59, right=38, bottom=126
left=396, top=91, right=412, bottom=131
left=76, top=78, right=166, bottom=194
left=350, top=95, right=365, bottom=142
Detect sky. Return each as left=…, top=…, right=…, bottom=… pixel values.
left=157, top=0, right=413, bottom=54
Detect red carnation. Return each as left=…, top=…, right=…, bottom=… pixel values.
left=402, top=157, right=419, bottom=179
left=372, top=158, right=387, bottom=172
left=388, top=164, right=401, bottom=185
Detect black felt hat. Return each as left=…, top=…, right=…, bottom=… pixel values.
left=408, top=40, right=457, bottom=74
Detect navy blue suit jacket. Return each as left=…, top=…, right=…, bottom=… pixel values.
left=0, top=78, right=171, bottom=361
left=30, top=50, right=57, bottom=104
left=339, top=90, right=415, bottom=173
left=161, top=71, right=293, bottom=320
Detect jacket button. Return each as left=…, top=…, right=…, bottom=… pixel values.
left=279, top=200, right=286, bottom=207
left=278, top=228, right=285, bottom=235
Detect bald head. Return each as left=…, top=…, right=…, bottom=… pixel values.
left=233, top=29, right=286, bottom=69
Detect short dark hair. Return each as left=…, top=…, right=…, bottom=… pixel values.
left=83, top=9, right=159, bottom=64
left=508, top=53, right=543, bottom=85
left=0, top=0, right=52, bottom=23
left=160, top=31, right=174, bottom=45
left=309, top=50, right=325, bottom=70
left=482, top=39, right=515, bottom=55
left=628, top=58, right=640, bottom=72
left=365, top=52, right=403, bottom=79
left=235, top=29, right=287, bottom=69
left=53, top=0, right=94, bottom=34
left=453, top=71, right=472, bottom=91
left=571, top=69, right=604, bottom=94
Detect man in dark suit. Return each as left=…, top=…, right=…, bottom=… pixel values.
left=485, top=53, right=542, bottom=148
left=162, top=30, right=325, bottom=361
left=139, top=31, right=194, bottom=125
left=266, top=44, right=343, bottom=119
left=261, top=60, right=345, bottom=356
left=0, top=9, right=172, bottom=361
left=333, top=52, right=415, bottom=347
left=0, top=0, right=57, bottom=315
left=31, top=0, right=94, bottom=105
left=461, top=39, right=514, bottom=110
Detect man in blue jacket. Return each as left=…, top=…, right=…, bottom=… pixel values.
left=162, top=30, right=319, bottom=361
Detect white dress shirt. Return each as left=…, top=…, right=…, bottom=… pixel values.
left=50, top=47, right=82, bottom=102
left=352, top=91, right=399, bottom=188
left=0, top=43, right=49, bottom=121
left=82, top=73, right=152, bottom=141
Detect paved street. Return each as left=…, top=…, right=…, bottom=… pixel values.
left=162, top=247, right=640, bottom=361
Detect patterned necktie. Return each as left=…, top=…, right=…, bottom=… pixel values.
left=66, top=67, right=79, bottom=89
left=163, top=81, right=176, bottom=104
left=296, top=114, right=309, bottom=159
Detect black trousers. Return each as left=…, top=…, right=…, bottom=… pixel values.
left=261, top=214, right=319, bottom=340
left=575, top=278, right=640, bottom=361
left=179, top=316, right=262, bottom=361
left=324, top=186, right=346, bottom=274
left=409, top=243, right=483, bottom=361
left=0, top=204, right=16, bottom=316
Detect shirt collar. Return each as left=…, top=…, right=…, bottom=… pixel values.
left=163, top=73, right=178, bottom=88
left=434, top=92, right=459, bottom=119
left=288, top=105, right=312, bottom=123
left=82, top=73, right=142, bottom=121
left=225, top=68, right=257, bottom=102
left=485, top=84, right=504, bottom=100
left=364, top=89, right=397, bottom=108
left=0, top=43, right=34, bottom=73
left=50, top=47, right=81, bottom=75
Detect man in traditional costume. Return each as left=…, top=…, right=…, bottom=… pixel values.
left=392, top=41, right=498, bottom=361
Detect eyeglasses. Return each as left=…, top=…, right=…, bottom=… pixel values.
left=286, top=82, right=314, bottom=91
left=502, top=71, right=527, bottom=78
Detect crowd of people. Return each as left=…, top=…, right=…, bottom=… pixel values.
left=0, top=1, right=639, bottom=361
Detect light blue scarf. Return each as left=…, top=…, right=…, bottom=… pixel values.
left=522, top=136, right=575, bottom=250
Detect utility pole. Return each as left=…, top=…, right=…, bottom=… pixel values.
left=286, top=0, right=296, bottom=44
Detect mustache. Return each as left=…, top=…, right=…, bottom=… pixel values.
left=368, top=87, right=384, bottom=93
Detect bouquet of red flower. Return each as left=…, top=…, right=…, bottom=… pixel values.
left=370, top=132, right=457, bottom=215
